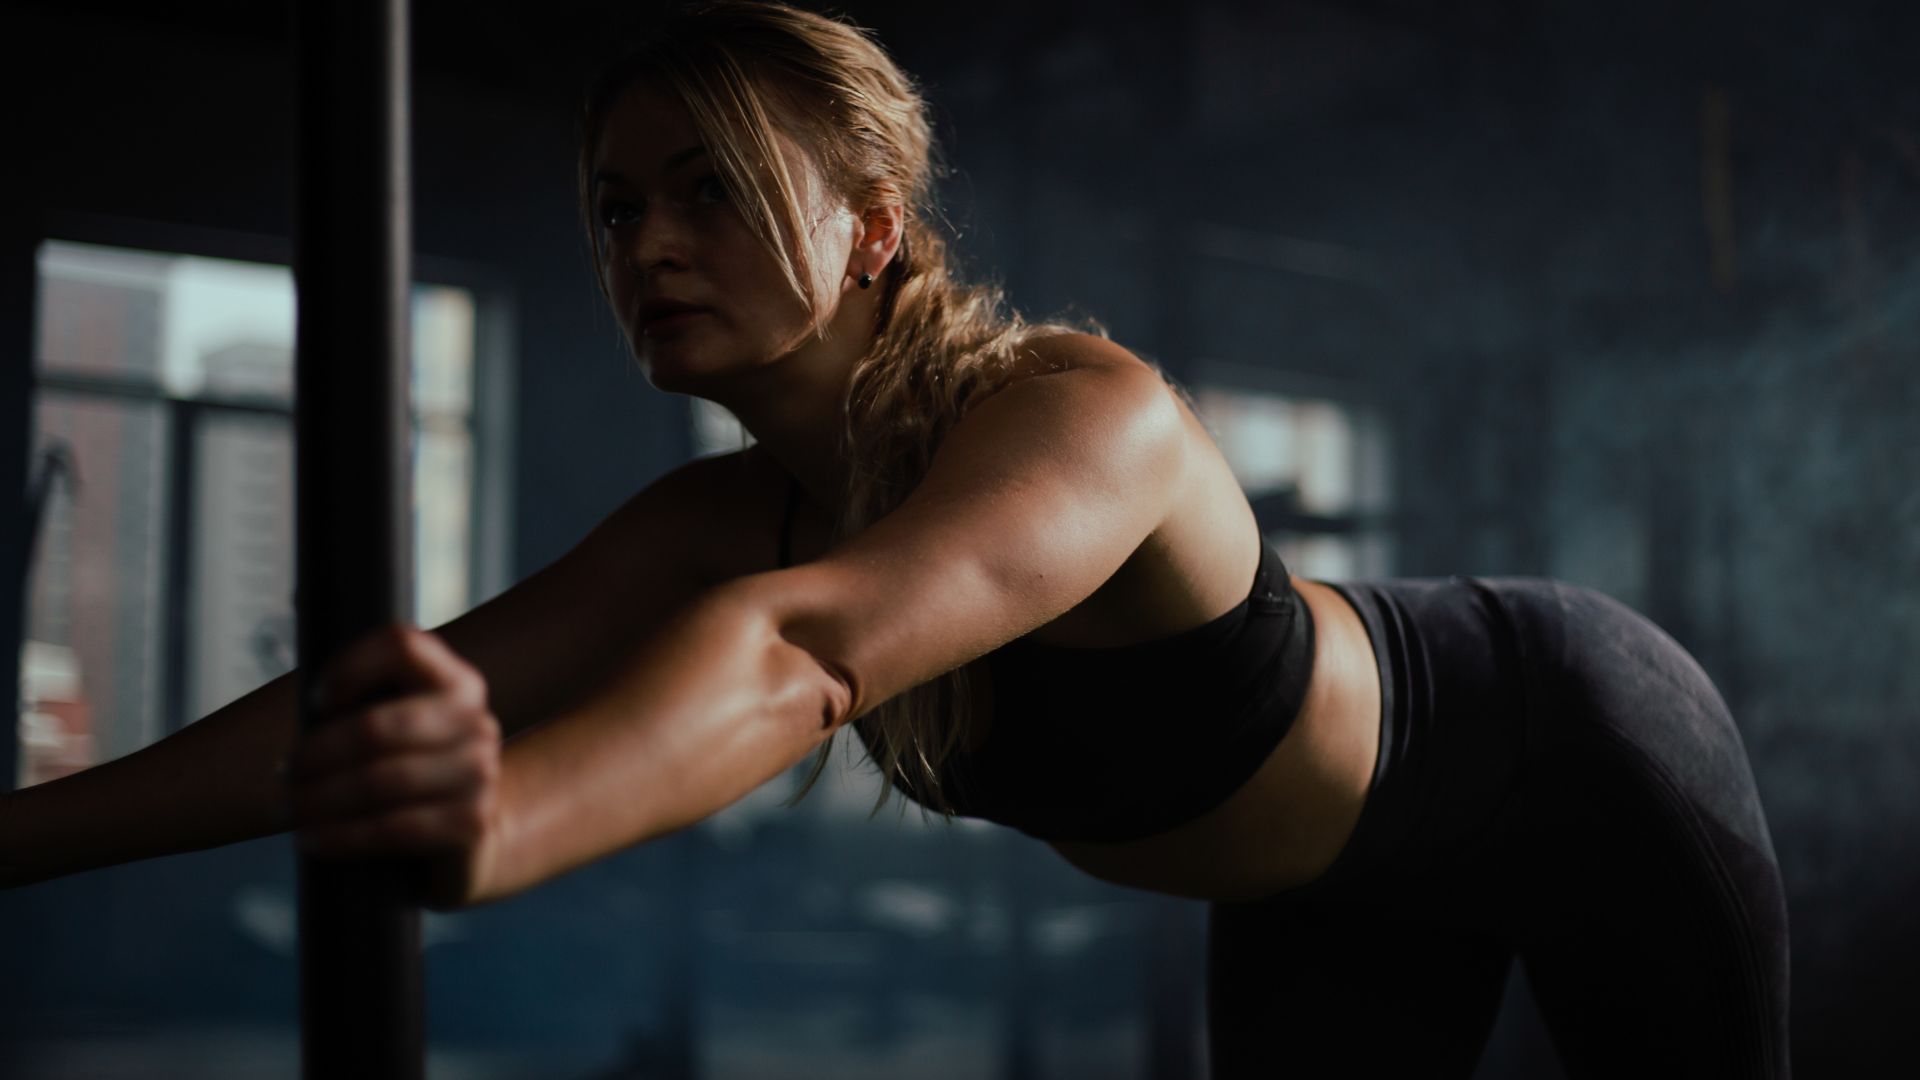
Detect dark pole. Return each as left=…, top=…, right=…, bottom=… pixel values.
left=292, top=1, right=424, bottom=1077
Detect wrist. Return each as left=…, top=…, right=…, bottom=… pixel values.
left=464, top=753, right=536, bottom=908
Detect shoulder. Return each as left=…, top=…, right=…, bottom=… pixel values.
left=595, top=448, right=776, bottom=588
left=622, top=448, right=759, bottom=529
left=975, top=332, right=1185, bottom=437
left=1010, top=330, right=1168, bottom=383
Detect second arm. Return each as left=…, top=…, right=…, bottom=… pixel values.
left=481, top=574, right=853, bottom=905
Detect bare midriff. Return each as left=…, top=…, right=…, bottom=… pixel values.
left=733, top=355, right=1386, bottom=905
left=1042, top=576, right=1383, bottom=903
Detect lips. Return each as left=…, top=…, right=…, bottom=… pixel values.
left=637, top=300, right=712, bottom=339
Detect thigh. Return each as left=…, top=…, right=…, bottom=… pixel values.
left=1207, top=885, right=1515, bottom=1079
left=1504, top=583, right=1792, bottom=1079
left=1519, top=722, right=1791, bottom=1079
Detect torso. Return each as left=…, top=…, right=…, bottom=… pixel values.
left=691, top=348, right=1382, bottom=902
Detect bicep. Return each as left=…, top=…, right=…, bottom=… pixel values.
left=431, top=455, right=733, bottom=737
left=739, top=348, right=1189, bottom=723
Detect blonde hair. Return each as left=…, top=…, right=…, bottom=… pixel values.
left=578, top=1, right=1110, bottom=817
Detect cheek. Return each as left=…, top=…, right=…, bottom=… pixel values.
left=725, top=246, right=818, bottom=325
left=601, top=258, right=635, bottom=308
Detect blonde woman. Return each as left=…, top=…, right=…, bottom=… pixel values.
left=1, top=3, right=1789, bottom=1075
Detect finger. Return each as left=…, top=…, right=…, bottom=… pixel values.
left=298, top=799, right=490, bottom=859
left=310, top=624, right=484, bottom=715
left=290, top=694, right=496, bottom=780
left=290, top=742, right=497, bottom=825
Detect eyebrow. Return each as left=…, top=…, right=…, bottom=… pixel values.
left=591, top=145, right=709, bottom=192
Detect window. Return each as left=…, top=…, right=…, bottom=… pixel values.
left=1190, top=369, right=1394, bottom=581
left=691, top=396, right=754, bottom=458
left=18, top=238, right=496, bottom=788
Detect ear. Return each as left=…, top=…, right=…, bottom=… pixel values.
left=849, top=201, right=905, bottom=281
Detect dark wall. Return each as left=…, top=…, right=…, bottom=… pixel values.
left=1, top=1, right=1914, bottom=1077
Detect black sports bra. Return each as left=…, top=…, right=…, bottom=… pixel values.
left=776, top=476, right=1317, bottom=843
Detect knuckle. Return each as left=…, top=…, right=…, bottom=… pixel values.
left=465, top=743, right=499, bottom=780
left=360, top=704, right=404, bottom=744
left=404, top=807, right=444, bottom=842
left=391, top=625, right=435, bottom=669
left=455, top=668, right=488, bottom=709
left=366, top=753, right=406, bottom=785
left=403, top=625, right=436, bottom=655
left=405, top=805, right=449, bottom=843
left=452, top=803, right=488, bottom=838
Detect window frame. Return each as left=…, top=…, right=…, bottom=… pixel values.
left=10, top=212, right=517, bottom=773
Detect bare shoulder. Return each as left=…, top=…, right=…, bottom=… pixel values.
left=428, top=448, right=760, bottom=736
left=1010, top=330, right=1174, bottom=386
left=974, top=332, right=1191, bottom=455
left=596, top=447, right=778, bottom=588
left=990, top=332, right=1263, bottom=648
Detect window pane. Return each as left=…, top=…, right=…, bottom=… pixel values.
left=411, top=287, right=474, bottom=415
left=1195, top=383, right=1394, bottom=580
left=37, top=240, right=297, bottom=399
left=1291, top=399, right=1356, bottom=516
left=173, top=257, right=297, bottom=401
left=187, top=414, right=295, bottom=724
left=1192, top=385, right=1362, bottom=515
left=691, top=397, right=754, bottom=457
left=411, top=286, right=476, bottom=628
left=33, top=243, right=168, bottom=384
left=1270, top=532, right=1358, bottom=582
left=414, top=415, right=473, bottom=630
left=1192, top=387, right=1298, bottom=496
left=19, top=393, right=169, bottom=786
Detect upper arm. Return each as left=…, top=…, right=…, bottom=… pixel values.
left=730, top=337, right=1189, bottom=725
left=430, top=452, right=740, bottom=737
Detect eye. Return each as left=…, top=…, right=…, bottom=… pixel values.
left=693, top=175, right=730, bottom=204
left=599, top=199, right=640, bottom=229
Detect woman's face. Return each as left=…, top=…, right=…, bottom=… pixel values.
left=592, top=84, right=858, bottom=391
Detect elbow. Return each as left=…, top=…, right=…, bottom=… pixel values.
left=704, top=572, right=863, bottom=739
left=812, top=653, right=859, bottom=733
left=774, top=625, right=861, bottom=741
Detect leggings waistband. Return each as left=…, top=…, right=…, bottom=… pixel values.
left=1293, top=576, right=1532, bottom=895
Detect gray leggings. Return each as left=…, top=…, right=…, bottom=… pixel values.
left=1207, top=577, right=1791, bottom=1078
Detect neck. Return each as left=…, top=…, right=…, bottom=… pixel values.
left=711, top=281, right=884, bottom=516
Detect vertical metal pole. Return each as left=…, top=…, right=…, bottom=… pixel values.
left=292, top=1, right=424, bottom=1076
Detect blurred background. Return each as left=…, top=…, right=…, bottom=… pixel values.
left=0, top=0, right=1913, bottom=1076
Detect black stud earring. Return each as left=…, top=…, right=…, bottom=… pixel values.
left=858, top=271, right=873, bottom=289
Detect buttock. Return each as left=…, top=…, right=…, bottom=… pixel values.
left=1469, top=577, right=1780, bottom=871
left=1209, top=577, right=1793, bottom=1077
left=1258, top=576, right=1776, bottom=919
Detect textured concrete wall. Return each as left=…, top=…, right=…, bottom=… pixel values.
left=899, top=1, right=1917, bottom=1073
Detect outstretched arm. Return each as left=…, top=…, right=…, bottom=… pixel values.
left=466, top=340, right=1187, bottom=906
left=0, top=451, right=732, bottom=890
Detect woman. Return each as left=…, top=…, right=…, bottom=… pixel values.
left=0, top=2, right=1790, bottom=1075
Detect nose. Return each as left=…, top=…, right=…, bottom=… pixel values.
left=614, top=205, right=692, bottom=277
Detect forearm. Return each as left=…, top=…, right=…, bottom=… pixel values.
left=2, top=672, right=299, bottom=886
left=482, top=583, right=851, bottom=905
